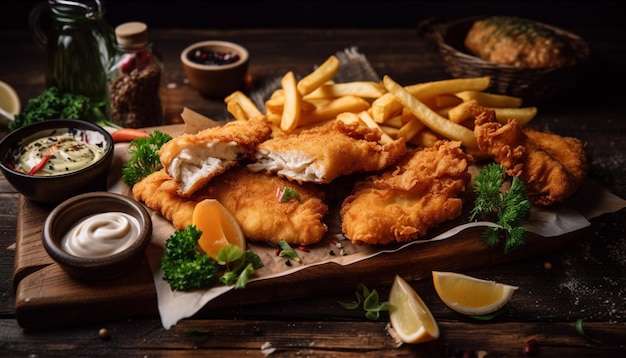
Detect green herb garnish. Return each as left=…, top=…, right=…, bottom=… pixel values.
left=9, top=86, right=117, bottom=130
left=338, top=283, right=392, bottom=320
left=575, top=318, right=602, bottom=345
left=277, top=240, right=301, bottom=262
left=277, top=186, right=301, bottom=202
left=161, top=225, right=263, bottom=291
left=469, top=163, right=531, bottom=253
left=121, top=130, right=172, bottom=186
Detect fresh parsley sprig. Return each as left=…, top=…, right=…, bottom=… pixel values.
left=469, top=163, right=531, bottom=253
left=121, top=130, right=172, bottom=186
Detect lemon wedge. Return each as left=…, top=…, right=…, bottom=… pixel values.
left=388, top=275, right=439, bottom=344
left=192, top=199, right=246, bottom=259
left=432, top=271, right=518, bottom=316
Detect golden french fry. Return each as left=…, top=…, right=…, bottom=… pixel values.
left=297, top=55, right=340, bottom=96
left=456, top=90, right=523, bottom=108
left=266, top=96, right=317, bottom=113
left=379, top=125, right=399, bottom=139
left=224, top=91, right=263, bottom=119
left=298, top=95, right=370, bottom=127
left=434, top=94, right=463, bottom=108
left=370, top=93, right=400, bottom=123
left=357, top=111, right=395, bottom=144
left=336, top=111, right=361, bottom=125
left=280, top=71, right=301, bottom=133
left=226, top=100, right=248, bottom=121
left=409, top=128, right=443, bottom=148
left=372, top=76, right=491, bottom=123
left=304, top=81, right=385, bottom=99
left=396, top=116, right=426, bottom=142
left=447, top=99, right=479, bottom=123
left=494, top=107, right=538, bottom=125
left=382, top=114, right=405, bottom=129
left=383, top=75, right=477, bottom=149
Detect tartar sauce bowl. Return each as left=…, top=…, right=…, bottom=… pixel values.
left=180, top=40, right=249, bottom=98
left=43, top=191, right=152, bottom=281
left=0, top=119, right=114, bottom=205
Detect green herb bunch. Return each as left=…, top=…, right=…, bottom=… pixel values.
left=469, top=163, right=531, bottom=253
left=121, top=130, right=172, bottom=186
left=9, top=86, right=114, bottom=130
left=161, top=225, right=263, bottom=291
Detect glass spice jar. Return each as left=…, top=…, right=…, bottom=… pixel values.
left=107, top=21, right=164, bottom=128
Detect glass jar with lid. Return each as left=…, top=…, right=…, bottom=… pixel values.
left=107, top=21, right=164, bottom=128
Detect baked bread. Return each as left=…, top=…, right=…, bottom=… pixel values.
left=464, top=16, right=577, bottom=69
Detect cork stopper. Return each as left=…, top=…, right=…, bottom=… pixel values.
left=115, top=22, right=148, bottom=49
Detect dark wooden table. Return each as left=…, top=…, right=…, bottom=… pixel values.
left=1, top=26, right=625, bottom=357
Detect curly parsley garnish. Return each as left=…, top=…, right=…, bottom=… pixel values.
left=469, top=163, right=531, bottom=253
left=121, top=130, right=172, bottom=186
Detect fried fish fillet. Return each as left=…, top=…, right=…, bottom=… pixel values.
left=132, top=167, right=328, bottom=245
left=473, top=106, right=587, bottom=206
left=159, top=118, right=272, bottom=197
left=247, top=120, right=407, bottom=184
left=340, top=140, right=473, bottom=245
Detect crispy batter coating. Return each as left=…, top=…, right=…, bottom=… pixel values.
left=248, top=120, right=407, bottom=184
left=340, top=140, right=473, bottom=245
left=159, top=118, right=272, bottom=197
left=132, top=167, right=328, bottom=245
left=473, top=106, right=587, bottom=206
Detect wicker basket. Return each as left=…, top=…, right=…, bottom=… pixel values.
left=432, top=16, right=590, bottom=104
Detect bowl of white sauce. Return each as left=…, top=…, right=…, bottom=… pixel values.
left=0, top=119, right=114, bottom=205
left=43, top=191, right=152, bottom=280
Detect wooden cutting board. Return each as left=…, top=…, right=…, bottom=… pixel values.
left=13, top=193, right=585, bottom=329
left=12, top=123, right=586, bottom=329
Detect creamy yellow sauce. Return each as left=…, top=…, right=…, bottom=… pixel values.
left=61, top=212, right=141, bottom=258
left=13, top=128, right=107, bottom=176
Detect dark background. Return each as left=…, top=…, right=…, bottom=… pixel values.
left=1, top=1, right=624, bottom=32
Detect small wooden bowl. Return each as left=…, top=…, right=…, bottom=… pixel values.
left=431, top=16, right=590, bottom=104
left=43, top=192, right=152, bottom=281
left=180, top=40, right=249, bottom=98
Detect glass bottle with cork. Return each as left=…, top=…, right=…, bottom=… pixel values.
left=108, top=21, right=164, bottom=128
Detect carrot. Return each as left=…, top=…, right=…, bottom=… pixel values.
left=111, top=128, right=150, bottom=143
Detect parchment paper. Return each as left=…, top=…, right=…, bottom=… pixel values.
left=109, top=47, right=626, bottom=329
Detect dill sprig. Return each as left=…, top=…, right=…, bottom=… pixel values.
left=470, top=163, right=531, bottom=253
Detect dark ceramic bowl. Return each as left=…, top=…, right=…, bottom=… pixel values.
left=43, top=192, right=152, bottom=280
left=180, top=40, right=249, bottom=98
left=0, top=119, right=114, bottom=205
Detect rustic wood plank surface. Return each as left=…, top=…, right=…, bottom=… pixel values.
left=1, top=7, right=625, bottom=357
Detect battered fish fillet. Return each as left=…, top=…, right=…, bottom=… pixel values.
left=247, top=120, right=407, bottom=184
left=473, top=106, right=587, bottom=206
left=340, top=140, right=473, bottom=245
left=132, top=167, right=329, bottom=245
left=159, top=118, right=272, bottom=197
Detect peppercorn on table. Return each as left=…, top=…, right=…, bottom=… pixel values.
left=1, top=17, right=625, bottom=358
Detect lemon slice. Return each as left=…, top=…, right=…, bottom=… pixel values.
left=0, top=80, right=20, bottom=126
left=388, top=275, right=439, bottom=344
left=432, top=271, right=518, bottom=316
left=192, top=199, right=246, bottom=259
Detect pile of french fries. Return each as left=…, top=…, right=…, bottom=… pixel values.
left=224, top=55, right=538, bottom=152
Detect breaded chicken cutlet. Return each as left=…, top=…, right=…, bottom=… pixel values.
left=340, top=140, right=473, bottom=245
left=472, top=105, right=587, bottom=206
left=133, top=167, right=329, bottom=246
left=159, top=118, right=272, bottom=197
left=247, top=120, right=407, bottom=184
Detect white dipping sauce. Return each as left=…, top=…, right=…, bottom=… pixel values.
left=61, top=212, right=141, bottom=258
